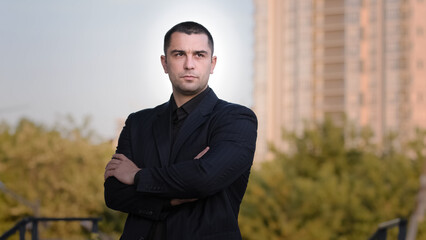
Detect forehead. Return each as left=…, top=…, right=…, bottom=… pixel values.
left=167, top=32, right=211, bottom=53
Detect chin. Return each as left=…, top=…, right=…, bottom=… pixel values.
left=181, top=90, right=200, bottom=96
left=178, top=88, right=202, bottom=96
left=175, top=84, right=207, bottom=96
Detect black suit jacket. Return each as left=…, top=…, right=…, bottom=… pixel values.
left=104, top=89, right=257, bottom=240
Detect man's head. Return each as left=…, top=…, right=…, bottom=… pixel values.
left=161, top=21, right=217, bottom=105
left=163, top=21, right=214, bottom=57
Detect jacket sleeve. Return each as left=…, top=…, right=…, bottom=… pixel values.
left=135, top=106, right=258, bottom=199
left=104, top=113, right=170, bottom=220
left=104, top=177, right=170, bottom=220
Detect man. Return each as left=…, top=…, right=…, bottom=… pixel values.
left=104, top=21, right=257, bottom=240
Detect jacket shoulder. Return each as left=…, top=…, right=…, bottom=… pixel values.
left=126, top=102, right=168, bottom=122
left=214, top=100, right=257, bottom=118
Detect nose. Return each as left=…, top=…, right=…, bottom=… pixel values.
left=184, top=55, right=195, bottom=70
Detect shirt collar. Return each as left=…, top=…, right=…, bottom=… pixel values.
left=171, top=87, right=211, bottom=115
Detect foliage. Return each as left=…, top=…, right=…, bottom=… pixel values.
left=2, top=117, right=426, bottom=239
left=0, top=118, right=125, bottom=239
left=239, top=119, right=426, bottom=240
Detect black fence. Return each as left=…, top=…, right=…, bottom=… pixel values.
left=0, top=217, right=101, bottom=240
left=368, top=218, right=407, bottom=240
left=1, top=216, right=408, bottom=240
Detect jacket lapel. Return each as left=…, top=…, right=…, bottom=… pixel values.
left=152, top=102, right=171, bottom=168
left=170, top=90, right=219, bottom=163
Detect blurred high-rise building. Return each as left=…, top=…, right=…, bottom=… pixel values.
left=253, top=0, right=426, bottom=161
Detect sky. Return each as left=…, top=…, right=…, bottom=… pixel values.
left=0, top=0, right=254, bottom=139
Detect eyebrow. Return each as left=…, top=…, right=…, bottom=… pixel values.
left=195, top=50, right=209, bottom=55
left=170, top=49, right=209, bottom=55
left=170, top=49, right=184, bottom=54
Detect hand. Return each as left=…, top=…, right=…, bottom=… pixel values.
left=104, top=153, right=141, bottom=185
left=170, top=198, right=198, bottom=206
left=194, top=146, right=209, bottom=159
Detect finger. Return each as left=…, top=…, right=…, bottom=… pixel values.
left=105, top=159, right=114, bottom=169
left=194, top=146, right=210, bottom=159
left=105, top=163, right=122, bottom=174
left=104, top=169, right=113, bottom=180
left=105, top=160, right=120, bottom=170
left=170, top=199, right=179, bottom=206
left=112, top=153, right=125, bottom=160
left=170, top=198, right=198, bottom=206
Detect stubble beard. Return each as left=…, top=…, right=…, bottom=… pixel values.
left=173, top=82, right=208, bottom=97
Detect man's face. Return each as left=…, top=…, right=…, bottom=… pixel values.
left=161, top=32, right=217, bottom=98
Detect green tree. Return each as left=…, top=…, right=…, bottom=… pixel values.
left=0, top=118, right=125, bottom=239
left=239, top=120, right=426, bottom=240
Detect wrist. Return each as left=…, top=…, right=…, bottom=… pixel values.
left=133, top=169, right=142, bottom=185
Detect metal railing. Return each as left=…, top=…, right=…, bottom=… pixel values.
left=0, top=217, right=101, bottom=240
left=368, top=218, right=407, bottom=240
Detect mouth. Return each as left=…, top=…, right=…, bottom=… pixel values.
left=182, top=75, right=197, bottom=80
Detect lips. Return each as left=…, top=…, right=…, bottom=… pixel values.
left=182, top=75, right=197, bottom=80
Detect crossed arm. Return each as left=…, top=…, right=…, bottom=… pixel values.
left=104, top=147, right=209, bottom=206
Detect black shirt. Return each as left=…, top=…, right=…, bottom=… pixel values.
left=147, top=87, right=211, bottom=240
left=170, top=87, right=211, bottom=146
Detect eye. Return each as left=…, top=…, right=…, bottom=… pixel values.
left=171, top=51, right=185, bottom=57
left=196, top=53, right=205, bottom=58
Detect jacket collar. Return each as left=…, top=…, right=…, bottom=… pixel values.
left=153, top=88, right=219, bottom=166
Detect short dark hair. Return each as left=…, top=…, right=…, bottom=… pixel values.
left=163, top=21, right=214, bottom=56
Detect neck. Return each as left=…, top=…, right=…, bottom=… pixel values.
left=173, top=94, right=194, bottom=108
left=173, top=86, right=208, bottom=107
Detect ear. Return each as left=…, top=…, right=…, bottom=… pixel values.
left=161, top=55, right=168, bottom=73
left=210, top=56, right=217, bottom=74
